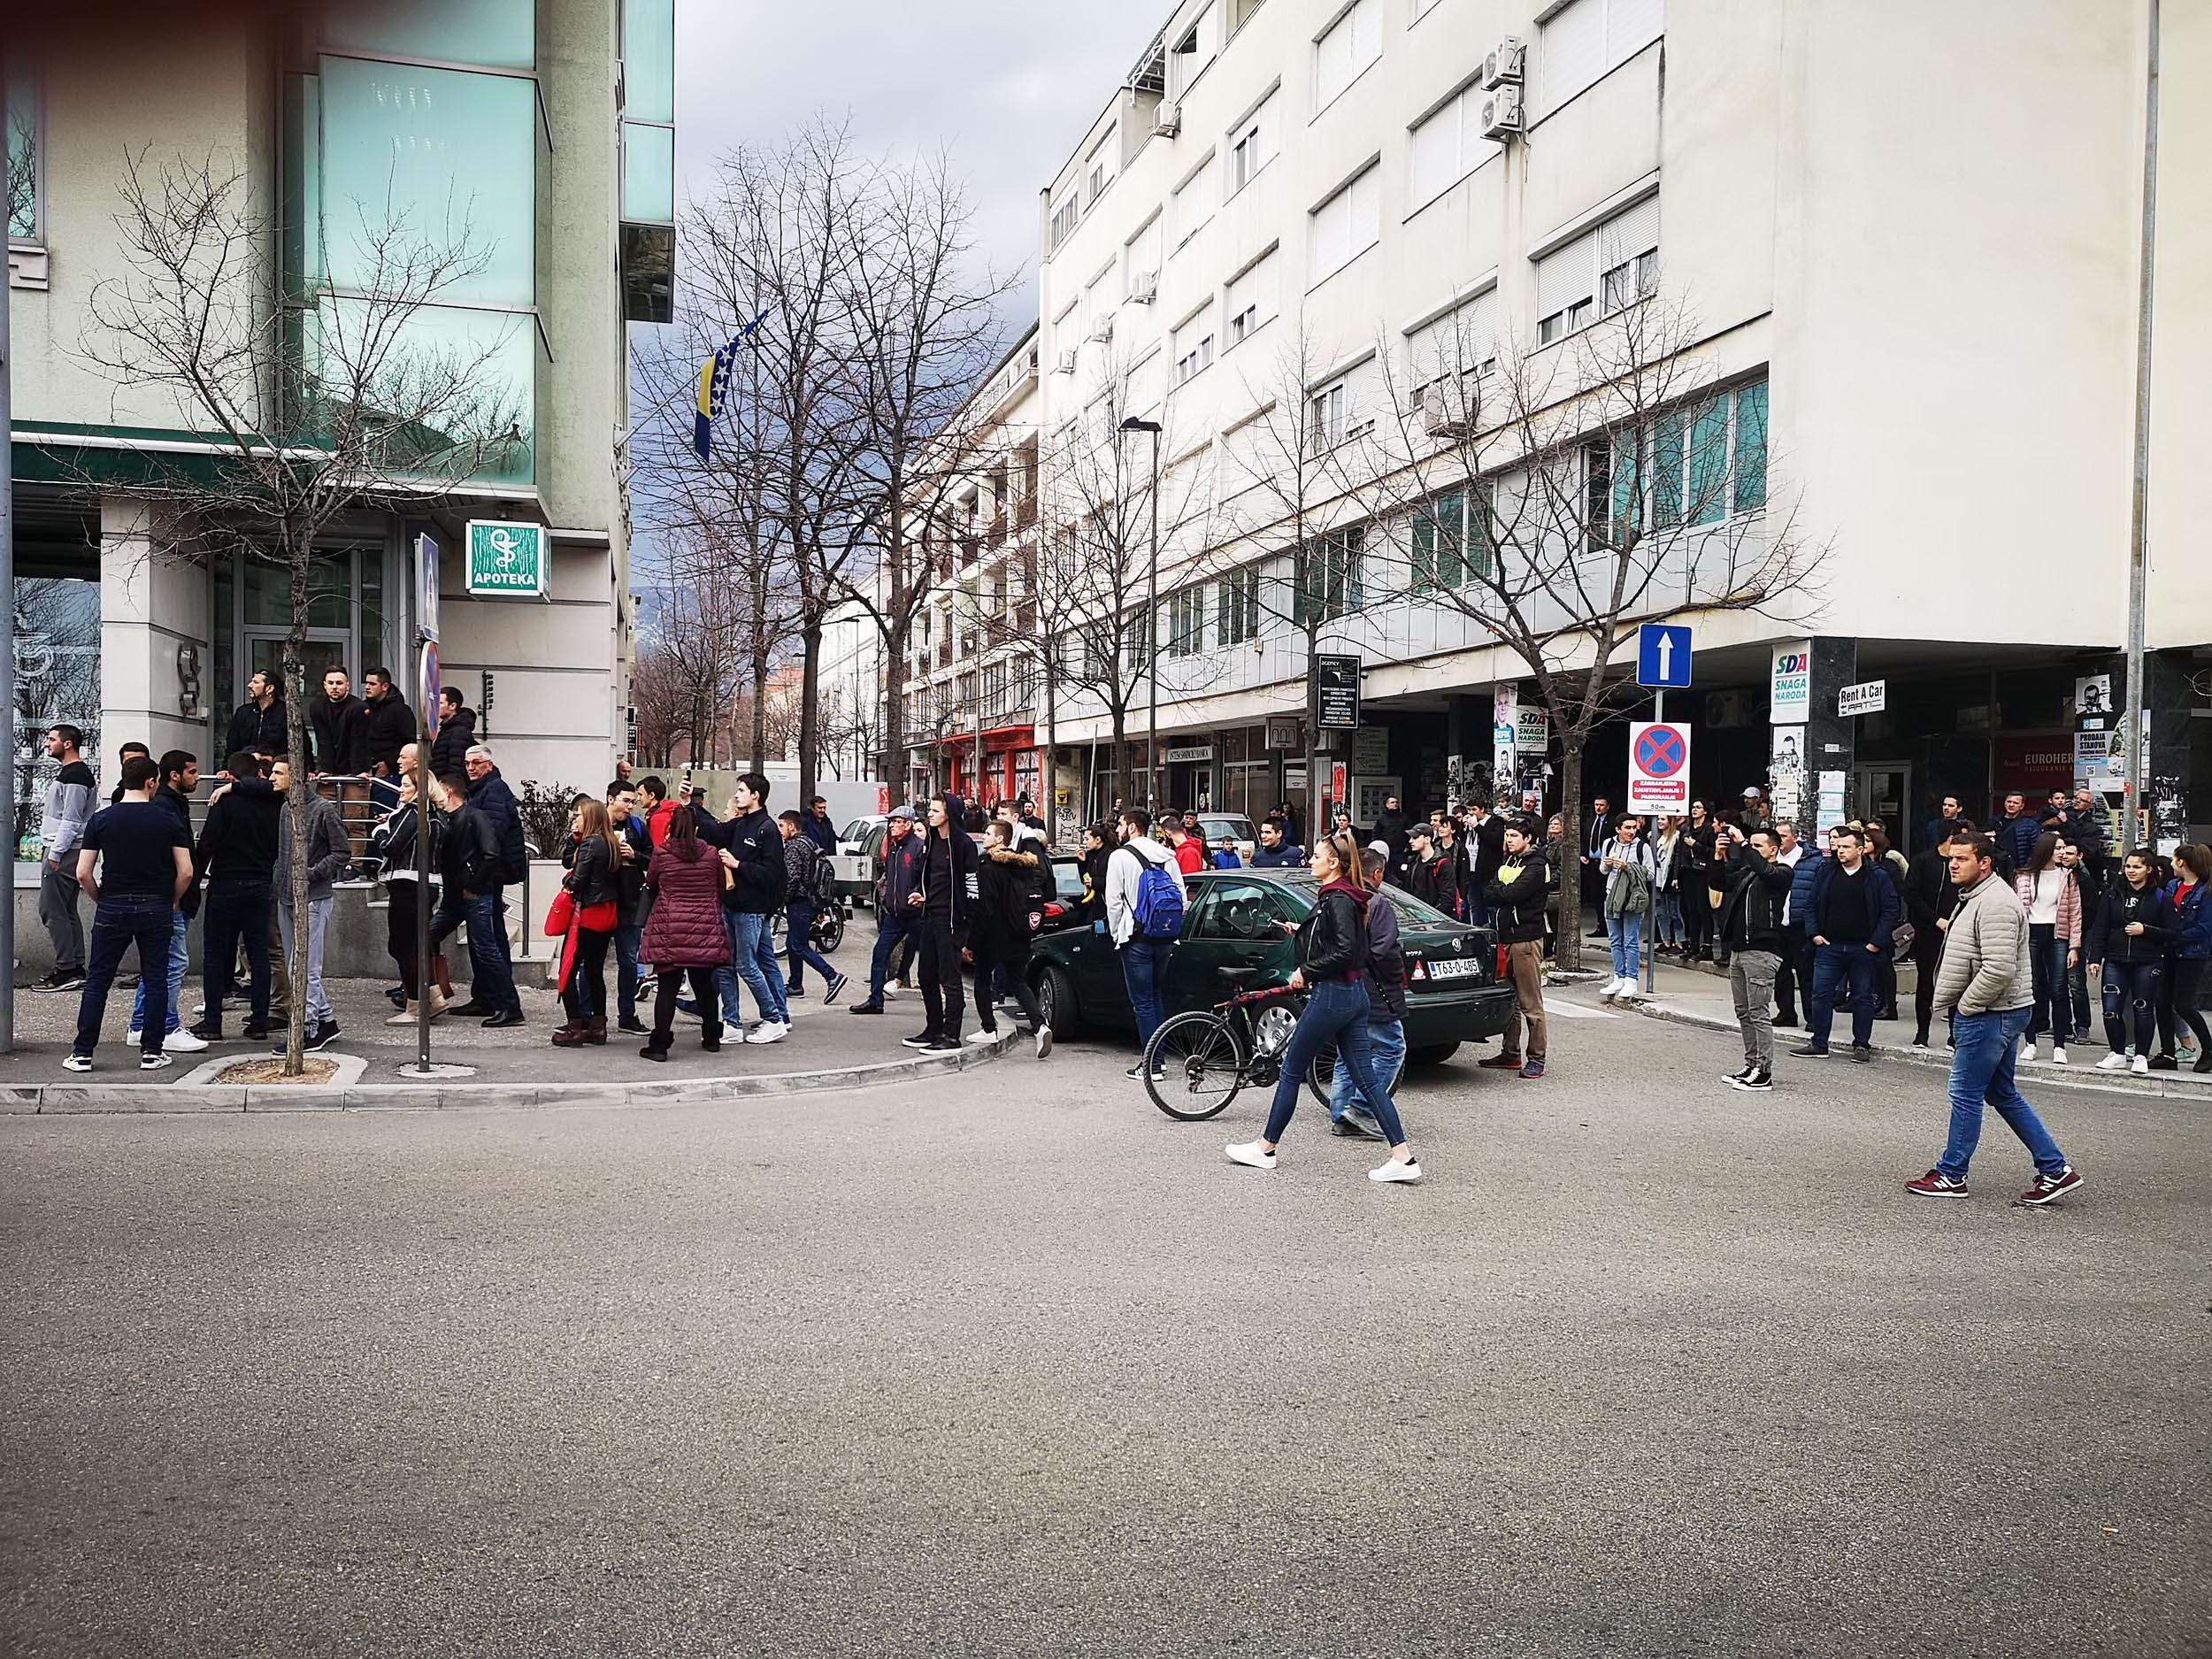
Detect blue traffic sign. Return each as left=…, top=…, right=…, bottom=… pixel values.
left=1637, top=623, right=1693, bottom=688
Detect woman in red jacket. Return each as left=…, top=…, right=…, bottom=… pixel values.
left=637, top=806, right=731, bottom=1060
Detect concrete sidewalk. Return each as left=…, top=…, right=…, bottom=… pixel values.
left=1624, top=959, right=2212, bottom=1102
left=0, top=974, right=1021, bottom=1111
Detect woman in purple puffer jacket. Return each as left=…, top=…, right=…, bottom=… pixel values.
left=638, top=805, right=730, bottom=1060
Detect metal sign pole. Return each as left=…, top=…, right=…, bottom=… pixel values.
left=1644, top=689, right=1662, bottom=994
left=408, top=534, right=439, bottom=1077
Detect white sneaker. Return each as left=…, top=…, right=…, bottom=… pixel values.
left=2131, top=1054, right=2150, bottom=1076
left=1225, top=1141, right=1277, bottom=1171
left=722, top=1021, right=745, bottom=1044
left=743, top=1019, right=790, bottom=1045
left=883, top=981, right=901, bottom=998
left=1599, top=978, right=1621, bottom=1002
left=2021, top=1041, right=2039, bottom=1064
left=2095, top=1052, right=2131, bottom=1071
left=964, top=1028, right=995, bottom=1046
left=1617, top=980, right=1642, bottom=1002
left=126, top=1028, right=141, bottom=1047
left=1034, top=1025, right=1053, bottom=1060
left=386, top=1006, right=418, bottom=1025
left=162, top=1028, right=209, bottom=1053
left=2050, top=1046, right=2067, bottom=1066
left=1369, top=1156, right=1424, bottom=1185
left=62, top=1053, right=93, bottom=1073
left=139, top=1052, right=173, bottom=1071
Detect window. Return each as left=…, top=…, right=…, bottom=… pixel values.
left=1167, top=586, right=1209, bottom=657
left=1217, top=565, right=1262, bottom=645
left=1171, top=4, right=1219, bottom=95
left=323, top=0, right=534, bottom=70
left=1407, top=290, right=1496, bottom=412
left=1219, top=419, right=1271, bottom=498
left=1234, top=0, right=1267, bottom=27
left=1224, top=250, right=1279, bottom=348
left=1410, top=489, right=1490, bottom=590
left=1087, top=135, right=1117, bottom=206
left=1307, top=378, right=1371, bottom=455
left=1172, top=154, right=1217, bottom=249
left=1532, top=192, right=1658, bottom=346
left=1225, top=92, right=1279, bottom=196
left=1409, top=82, right=1489, bottom=211
left=1582, top=438, right=1614, bottom=552
left=1539, top=0, right=1665, bottom=114
left=1633, top=377, right=1770, bottom=529
left=1294, top=527, right=1365, bottom=625
left=1082, top=265, right=1114, bottom=340
left=620, top=0, right=674, bottom=233
left=1314, top=0, right=1381, bottom=111
left=1049, top=191, right=1079, bottom=251
left=1171, top=306, right=1216, bottom=387
left=1307, top=165, right=1379, bottom=287
left=1123, top=604, right=1154, bottom=666
left=1194, top=880, right=1290, bottom=941
left=6, top=58, right=40, bottom=242
left=1126, top=217, right=1163, bottom=298
left=1125, top=350, right=1164, bottom=419
left=1732, top=380, right=1769, bottom=512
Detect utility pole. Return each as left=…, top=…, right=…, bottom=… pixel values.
left=0, top=37, right=14, bottom=1055
left=1120, top=416, right=1163, bottom=810
left=2123, top=0, right=2160, bottom=850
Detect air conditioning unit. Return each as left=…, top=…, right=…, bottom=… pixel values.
left=1130, top=270, right=1159, bottom=304
left=1482, top=37, right=1525, bottom=89
left=1478, top=84, right=1523, bottom=141
left=1054, top=349, right=1079, bottom=374
left=1089, top=314, right=1116, bottom=343
left=1422, top=400, right=1470, bottom=439
left=1154, top=101, right=1182, bottom=137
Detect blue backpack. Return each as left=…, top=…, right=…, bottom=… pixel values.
left=1132, top=849, right=1186, bottom=940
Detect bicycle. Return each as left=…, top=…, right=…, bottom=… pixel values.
left=1141, top=978, right=1412, bottom=1122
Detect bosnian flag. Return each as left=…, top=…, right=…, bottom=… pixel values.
left=692, top=309, right=771, bottom=461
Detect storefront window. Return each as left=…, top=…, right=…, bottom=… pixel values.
left=244, top=557, right=353, bottom=631
left=307, top=297, right=536, bottom=486
left=322, top=0, right=535, bottom=73
left=319, top=56, right=536, bottom=308
left=11, top=579, right=101, bottom=857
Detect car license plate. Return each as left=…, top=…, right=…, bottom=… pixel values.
left=1424, top=956, right=1482, bottom=980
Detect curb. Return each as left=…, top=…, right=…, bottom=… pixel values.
left=1630, top=999, right=2212, bottom=1104
left=0, top=1028, right=1020, bottom=1116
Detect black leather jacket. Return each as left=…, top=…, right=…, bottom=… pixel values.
left=564, top=834, right=621, bottom=909
left=1294, top=886, right=1368, bottom=981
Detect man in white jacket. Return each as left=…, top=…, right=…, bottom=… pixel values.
left=1106, top=807, right=1187, bottom=1078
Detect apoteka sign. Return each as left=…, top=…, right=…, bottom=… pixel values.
left=465, top=520, right=548, bottom=597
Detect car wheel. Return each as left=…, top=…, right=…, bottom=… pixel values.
left=1037, top=965, right=1081, bottom=1037
left=1408, top=1042, right=1461, bottom=1066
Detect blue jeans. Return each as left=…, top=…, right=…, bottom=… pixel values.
left=1264, top=978, right=1405, bottom=1145
left=718, top=909, right=788, bottom=1025
left=463, top=890, right=519, bottom=1015
left=1330, top=1016, right=1404, bottom=1121
left=2101, top=958, right=2162, bottom=1054
left=73, top=896, right=176, bottom=1056
left=1655, top=889, right=1684, bottom=946
left=129, top=910, right=189, bottom=1035
left=1809, top=941, right=1880, bottom=1050
left=2028, top=925, right=2072, bottom=1043
left=864, top=909, right=918, bottom=1004
left=201, top=877, right=273, bottom=1027
left=785, top=900, right=841, bottom=992
left=1606, top=910, right=1642, bottom=979
left=1939, top=1005, right=2067, bottom=1181
left=612, top=918, right=641, bottom=1022
left=1119, top=935, right=1176, bottom=1053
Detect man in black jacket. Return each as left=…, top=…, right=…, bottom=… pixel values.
left=1581, top=795, right=1616, bottom=936
left=126, top=750, right=208, bottom=1054
left=353, top=667, right=415, bottom=780
left=604, top=780, right=650, bottom=1033
left=308, top=667, right=365, bottom=775
left=1464, top=795, right=1509, bottom=926
left=1717, top=824, right=1793, bottom=1091
left=191, top=749, right=286, bottom=1041
left=714, top=772, right=791, bottom=1043
left=1482, top=822, right=1552, bottom=1079
left=428, top=687, right=477, bottom=780
left=223, top=672, right=288, bottom=764
left=452, top=750, right=524, bottom=1026
left=1902, top=830, right=1962, bottom=1048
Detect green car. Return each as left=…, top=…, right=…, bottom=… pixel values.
left=1028, top=869, right=1517, bottom=1066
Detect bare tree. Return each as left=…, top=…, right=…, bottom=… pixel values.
left=79, top=150, right=521, bottom=1071
left=1356, top=289, right=1821, bottom=968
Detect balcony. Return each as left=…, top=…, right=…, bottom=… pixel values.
left=986, top=513, right=1008, bottom=551
left=1016, top=603, right=1036, bottom=634
left=937, top=640, right=953, bottom=668
left=1016, top=495, right=1038, bottom=533
left=958, top=532, right=980, bottom=565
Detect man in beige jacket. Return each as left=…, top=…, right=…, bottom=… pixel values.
left=1906, top=832, right=2082, bottom=1204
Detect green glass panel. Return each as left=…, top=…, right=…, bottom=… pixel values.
left=1652, top=411, right=1684, bottom=529
left=245, top=557, right=353, bottom=630
left=7, top=61, right=38, bottom=241
left=282, top=74, right=324, bottom=300
left=1611, top=427, right=1642, bottom=538
left=1733, top=380, right=1769, bottom=512
left=322, top=0, right=534, bottom=71
left=1687, top=399, right=1729, bottom=526
left=623, top=0, right=676, bottom=123
left=319, top=57, right=534, bottom=307
left=310, top=298, right=534, bottom=486
left=623, top=121, right=675, bottom=226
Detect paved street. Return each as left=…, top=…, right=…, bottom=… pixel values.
left=3, top=992, right=2207, bottom=1658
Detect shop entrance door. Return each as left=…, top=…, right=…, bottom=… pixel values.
left=1854, top=763, right=1910, bottom=841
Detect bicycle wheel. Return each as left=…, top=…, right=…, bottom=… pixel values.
left=1143, top=1011, right=1248, bottom=1121
left=1307, top=1034, right=1408, bottom=1110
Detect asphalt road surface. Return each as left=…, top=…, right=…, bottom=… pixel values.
left=4, top=996, right=2207, bottom=1657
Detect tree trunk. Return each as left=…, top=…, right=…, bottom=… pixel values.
left=1556, top=733, right=1586, bottom=974
left=798, top=618, right=822, bottom=802
left=1042, top=657, right=1058, bottom=847
left=282, top=536, right=315, bottom=1077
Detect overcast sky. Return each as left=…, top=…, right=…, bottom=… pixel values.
left=673, top=3, right=1164, bottom=322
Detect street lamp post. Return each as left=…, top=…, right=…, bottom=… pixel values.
left=1121, top=417, right=1163, bottom=812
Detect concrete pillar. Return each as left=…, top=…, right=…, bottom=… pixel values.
left=98, top=495, right=211, bottom=763
left=1768, top=636, right=1855, bottom=836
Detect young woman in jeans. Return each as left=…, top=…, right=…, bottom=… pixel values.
left=2093, top=849, right=2173, bottom=1076
left=2155, top=842, right=2210, bottom=1072
left=2014, top=830, right=2080, bottom=1064
left=1225, top=829, right=1421, bottom=1184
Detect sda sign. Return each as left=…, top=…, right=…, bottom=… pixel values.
left=465, top=520, right=547, bottom=597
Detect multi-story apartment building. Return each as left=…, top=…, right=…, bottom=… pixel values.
left=5, top=1, right=673, bottom=854
left=911, top=0, right=2208, bottom=848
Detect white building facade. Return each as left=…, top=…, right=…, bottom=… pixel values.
left=910, top=0, right=2208, bottom=848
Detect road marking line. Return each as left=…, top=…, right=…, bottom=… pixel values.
left=1548, top=1002, right=1622, bottom=1020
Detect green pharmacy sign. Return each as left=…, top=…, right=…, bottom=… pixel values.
left=465, top=520, right=547, bottom=597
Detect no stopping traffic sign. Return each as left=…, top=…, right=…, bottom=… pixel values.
left=1628, top=720, right=1691, bottom=817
